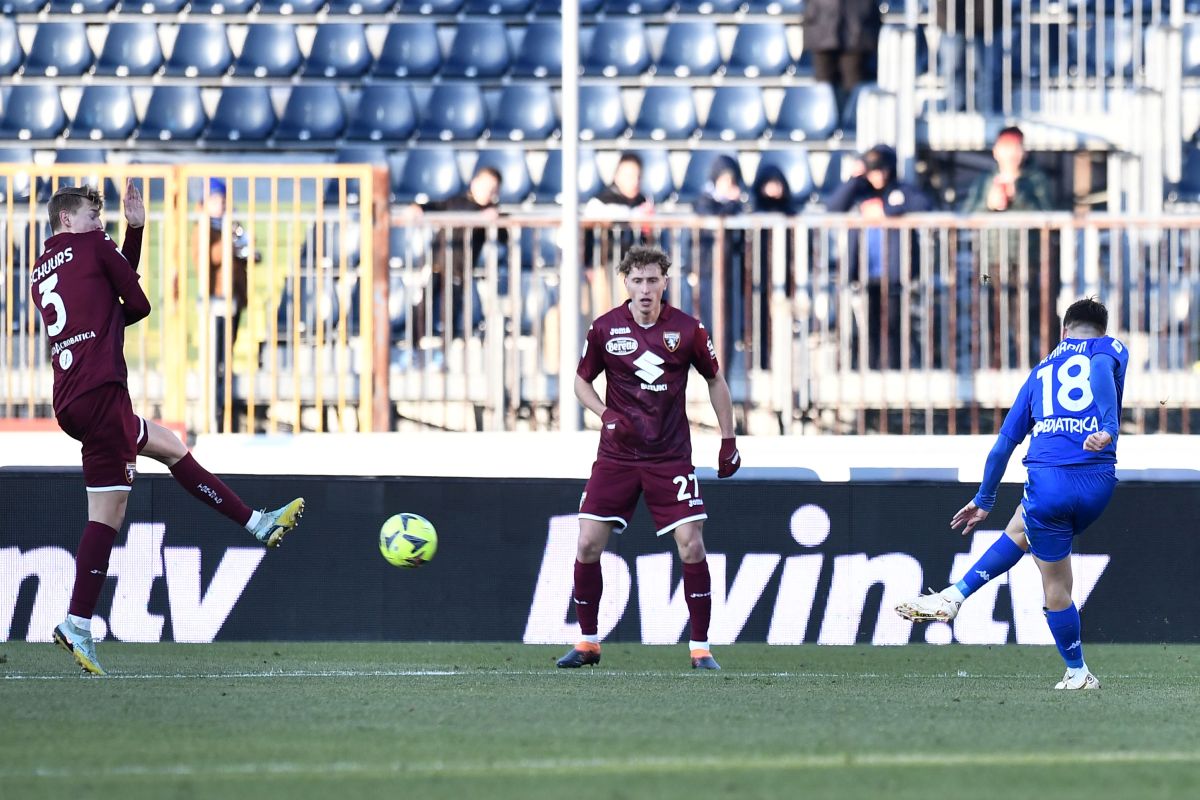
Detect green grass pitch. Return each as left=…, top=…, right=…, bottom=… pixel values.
left=2, top=643, right=1198, bottom=800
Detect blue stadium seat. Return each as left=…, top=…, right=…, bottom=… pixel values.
left=579, top=85, right=628, bottom=141
left=584, top=20, right=650, bottom=77
left=703, top=86, right=767, bottom=140
left=165, top=23, right=232, bottom=78
left=69, top=86, right=137, bottom=141
left=0, top=85, right=65, bottom=140
left=276, top=85, right=346, bottom=142
left=347, top=85, right=417, bottom=142
left=327, top=0, right=395, bottom=11
left=474, top=149, right=532, bottom=204
left=234, top=24, right=302, bottom=78
left=745, top=0, right=803, bottom=12
left=374, top=23, right=442, bottom=79
left=95, top=23, right=163, bottom=78
left=535, top=0, right=601, bottom=9
left=755, top=149, right=813, bottom=206
left=658, top=21, right=722, bottom=78
left=443, top=21, right=510, bottom=79
left=188, top=0, right=255, bottom=11
left=0, top=147, right=33, bottom=202
left=676, top=0, right=743, bottom=11
left=603, top=0, right=672, bottom=12
left=774, top=84, right=838, bottom=142
left=492, top=84, right=557, bottom=142
left=465, top=0, right=532, bottom=11
left=418, top=84, right=487, bottom=141
left=678, top=150, right=737, bottom=205
left=397, top=0, right=462, bottom=10
left=1, top=0, right=47, bottom=11
left=632, top=86, right=697, bottom=141
left=1184, top=21, right=1200, bottom=77
left=325, top=144, right=387, bottom=205
left=137, top=86, right=207, bottom=141
left=207, top=87, right=278, bottom=142
left=23, top=22, right=93, bottom=78
left=535, top=149, right=602, bottom=203
left=727, top=23, right=792, bottom=77
left=304, top=23, right=372, bottom=79
left=512, top=21, right=561, bottom=78
left=0, top=18, right=23, bottom=77
left=48, top=0, right=115, bottom=11
left=394, top=148, right=462, bottom=204
left=258, top=0, right=327, bottom=11
left=633, top=149, right=674, bottom=204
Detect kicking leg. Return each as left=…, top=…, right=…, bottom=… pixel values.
left=140, top=421, right=304, bottom=547
left=896, top=506, right=1028, bottom=622
left=673, top=521, right=719, bottom=670
left=557, top=518, right=612, bottom=668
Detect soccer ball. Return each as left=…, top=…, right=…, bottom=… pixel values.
left=379, top=513, right=438, bottom=568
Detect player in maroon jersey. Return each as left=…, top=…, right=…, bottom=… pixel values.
left=557, top=245, right=741, bottom=670
left=31, top=182, right=304, bottom=675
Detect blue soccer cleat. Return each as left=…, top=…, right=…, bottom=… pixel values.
left=690, top=649, right=720, bottom=670
left=252, top=497, right=305, bottom=547
left=53, top=619, right=105, bottom=676
left=556, top=642, right=601, bottom=668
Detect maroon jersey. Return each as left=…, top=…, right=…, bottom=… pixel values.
left=577, top=301, right=719, bottom=463
left=30, top=227, right=149, bottom=414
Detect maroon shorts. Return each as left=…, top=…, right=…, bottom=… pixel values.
left=579, top=458, right=708, bottom=536
left=56, top=383, right=148, bottom=492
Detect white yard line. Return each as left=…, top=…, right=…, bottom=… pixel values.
left=5, top=750, right=1200, bottom=781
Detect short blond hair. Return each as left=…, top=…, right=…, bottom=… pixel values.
left=48, top=185, right=102, bottom=233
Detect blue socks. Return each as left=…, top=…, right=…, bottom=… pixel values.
left=954, top=534, right=1026, bottom=600
left=1045, top=604, right=1085, bottom=669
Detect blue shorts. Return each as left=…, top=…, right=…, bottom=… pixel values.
left=1021, top=465, right=1117, bottom=562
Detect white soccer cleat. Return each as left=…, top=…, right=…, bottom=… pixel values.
left=53, top=619, right=105, bottom=676
left=894, top=589, right=962, bottom=622
left=251, top=497, right=305, bottom=548
left=1054, top=669, right=1101, bottom=690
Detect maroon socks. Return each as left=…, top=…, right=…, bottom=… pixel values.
left=572, top=559, right=603, bottom=637
left=68, top=521, right=118, bottom=619
left=168, top=453, right=253, bottom=526
left=683, top=559, right=712, bottom=643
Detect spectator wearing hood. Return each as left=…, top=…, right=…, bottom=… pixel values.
left=827, top=145, right=934, bottom=369
left=749, top=165, right=799, bottom=369
left=693, top=155, right=748, bottom=367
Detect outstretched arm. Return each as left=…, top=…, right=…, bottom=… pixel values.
left=121, top=178, right=145, bottom=270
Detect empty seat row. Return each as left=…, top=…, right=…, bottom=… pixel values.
left=0, top=0, right=804, bottom=15
left=0, top=20, right=563, bottom=80
left=0, top=82, right=846, bottom=144
left=0, top=19, right=808, bottom=82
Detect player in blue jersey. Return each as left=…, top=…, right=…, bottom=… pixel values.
left=896, top=298, right=1127, bottom=690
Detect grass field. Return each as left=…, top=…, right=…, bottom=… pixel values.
left=2, top=643, right=1199, bottom=800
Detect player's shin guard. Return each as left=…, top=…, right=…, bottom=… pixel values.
left=68, top=521, right=118, bottom=620
left=682, top=559, right=712, bottom=643
left=954, top=533, right=1025, bottom=600
left=1045, top=603, right=1085, bottom=670
left=169, top=453, right=253, bottom=527
left=573, top=559, right=603, bottom=637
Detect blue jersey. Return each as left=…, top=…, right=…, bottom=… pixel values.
left=1000, top=336, right=1129, bottom=468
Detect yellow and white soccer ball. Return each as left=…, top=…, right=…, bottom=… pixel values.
left=379, top=513, right=438, bottom=568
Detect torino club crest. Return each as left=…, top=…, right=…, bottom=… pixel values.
left=663, top=331, right=681, bottom=352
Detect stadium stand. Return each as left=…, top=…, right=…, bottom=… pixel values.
left=474, top=149, right=533, bottom=204
left=632, top=86, right=699, bottom=141
left=70, top=86, right=138, bottom=142
left=24, top=23, right=93, bottom=78
left=136, top=85, right=207, bottom=142
left=492, top=84, right=559, bottom=142
left=535, top=148, right=602, bottom=204
left=727, top=22, right=794, bottom=77
left=583, top=19, right=651, bottom=77
left=304, top=23, right=372, bottom=79
left=276, top=85, right=347, bottom=143
left=393, top=147, right=462, bottom=204
left=774, top=84, right=840, bottom=142
left=658, top=21, right=723, bottom=78
left=417, top=84, right=488, bottom=141
left=0, top=85, right=66, bottom=140
left=512, top=20, right=562, bottom=79
left=0, top=18, right=22, bottom=77
left=374, top=22, right=442, bottom=79
left=164, top=23, right=234, bottom=78
left=95, top=22, right=164, bottom=78
left=703, top=86, right=769, bottom=141
left=207, top=87, right=278, bottom=143
left=443, top=21, right=511, bottom=79
left=346, top=85, right=418, bottom=143
left=233, top=24, right=303, bottom=79
left=578, top=85, right=628, bottom=141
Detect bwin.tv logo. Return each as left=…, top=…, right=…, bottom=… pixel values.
left=523, top=505, right=1109, bottom=647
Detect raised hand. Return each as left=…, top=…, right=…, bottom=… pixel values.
left=123, top=178, right=145, bottom=229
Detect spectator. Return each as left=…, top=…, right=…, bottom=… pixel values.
left=961, top=126, right=1058, bottom=366
left=750, top=164, right=799, bottom=369
left=583, top=152, right=655, bottom=316
left=827, top=145, right=934, bottom=369
left=694, top=155, right=747, bottom=368
left=196, top=178, right=252, bottom=432
left=404, top=164, right=507, bottom=339
left=805, top=0, right=882, bottom=109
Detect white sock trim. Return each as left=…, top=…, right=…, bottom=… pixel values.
left=689, top=640, right=710, bottom=651
left=67, top=614, right=91, bottom=633
left=245, top=510, right=263, bottom=532
left=944, top=585, right=966, bottom=604
left=580, top=634, right=600, bottom=645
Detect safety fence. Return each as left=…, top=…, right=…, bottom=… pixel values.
left=2, top=165, right=1198, bottom=435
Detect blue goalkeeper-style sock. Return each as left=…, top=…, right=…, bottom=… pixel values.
left=953, top=533, right=1025, bottom=600
left=1045, top=603, right=1085, bottom=670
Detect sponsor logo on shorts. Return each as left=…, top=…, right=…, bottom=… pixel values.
left=663, top=331, right=681, bottom=352
left=605, top=337, right=638, bottom=356
left=125, top=463, right=136, bottom=484
left=688, top=498, right=704, bottom=507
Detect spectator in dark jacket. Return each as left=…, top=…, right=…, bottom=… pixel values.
left=583, top=152, right=654, bottom=316
left=805, top=0, right=882, bottom=107
left=750, top=164, right=798, bottom=369
left=827, top=145, right=934, bottom=369
left=694, top=155, right=747, bottom=365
